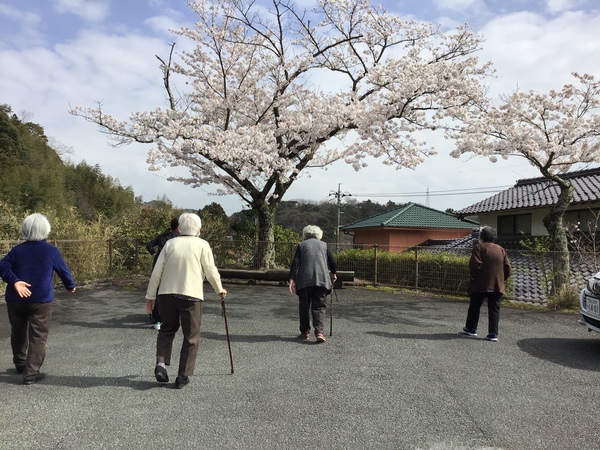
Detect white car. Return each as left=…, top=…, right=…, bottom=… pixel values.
left=579, top=272, right=600, bottom=333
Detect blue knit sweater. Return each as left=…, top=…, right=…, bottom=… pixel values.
left=0, top=240, right=75, bottom=303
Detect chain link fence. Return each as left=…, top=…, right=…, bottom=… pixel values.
left=1, top=238, right=598, bottom=304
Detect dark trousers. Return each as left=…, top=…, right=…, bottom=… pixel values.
left=298, top=286, right=328, bottom=336
left=7, top=301, right=53, bottom=379
left=156, top=294, right=202, bottom=377
left=465, top=292, right=502, bottom=335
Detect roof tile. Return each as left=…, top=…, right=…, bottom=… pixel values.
left=457, top=167, right=600, bottom=215
left=342, top=202, right=479, bottom=230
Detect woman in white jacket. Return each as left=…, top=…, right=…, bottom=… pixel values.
left=145, top=212, right=227, bottom=389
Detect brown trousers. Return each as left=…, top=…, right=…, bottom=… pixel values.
left=7, top=301, right=53, bottom=380
left=156, top=294, right=203, bottom=377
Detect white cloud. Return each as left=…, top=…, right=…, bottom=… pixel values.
left=51, top=0, right=110, bottom=22
left=545, top=0, right=586, bottom=14
left=0, top=4, right=44, bottom=47
left=433, top=0, right=485, bottom=12
left=0, top=3, right=40, bottom=23
left=145, top=15, right=186, bottom=36
left=478, top=9, right=600, bottom=98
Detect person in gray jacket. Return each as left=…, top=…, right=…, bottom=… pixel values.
left=288, top=225, right=337, bottom=343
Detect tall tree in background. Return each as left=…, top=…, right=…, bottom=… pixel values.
left=198, top=201, right=231, bottom=241
left=449, top=73, right=600, bottom=291
left=64, top=161, right=141, bottom=220
left=72, top=0, right=490, bottom=268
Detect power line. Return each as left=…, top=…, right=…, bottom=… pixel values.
left=353, top=185, right=513, bottom=198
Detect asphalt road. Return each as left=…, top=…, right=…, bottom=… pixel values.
left=1, top=282, right=599, bottom=450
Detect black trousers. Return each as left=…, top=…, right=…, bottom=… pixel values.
left=297, top=286, right=328, bottom=336
left=465, top=292, right=502, bottom=335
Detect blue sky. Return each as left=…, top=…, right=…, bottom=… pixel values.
left=1, top=0, right=599, bottom=215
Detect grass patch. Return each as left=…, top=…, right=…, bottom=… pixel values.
left=546, top=285, right=580, bottom=311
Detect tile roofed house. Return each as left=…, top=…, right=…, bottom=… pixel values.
left=341, top=202, right=478, bottom=251
left=457, top=167, right=600, bottom=216
left=444, top=167, right=600, bottom=304
left=455, top=167, right=600, bottom=239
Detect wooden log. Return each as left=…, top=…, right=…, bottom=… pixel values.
left=218, top=269, right=354, bottom=288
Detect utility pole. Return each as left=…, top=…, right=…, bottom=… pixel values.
left=329, top=183, right=352, bottom=252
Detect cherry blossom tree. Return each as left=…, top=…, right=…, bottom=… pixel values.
left=71, top=0, right=491, bottom=268
left=449, top=72, right=600, bottom=291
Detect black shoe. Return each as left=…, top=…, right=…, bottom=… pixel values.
left=154, top=365, right=169, bottom=383
left=15, top=365, right=25, bottom=374
left=175, top=376, right=189, bottom=389
left=23, top=372, right=45, bottom=385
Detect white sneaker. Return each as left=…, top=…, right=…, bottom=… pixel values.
left=153, top=322, right=161, bottom=331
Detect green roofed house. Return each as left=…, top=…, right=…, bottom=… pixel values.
left=341, top=202, right=479, bottom=252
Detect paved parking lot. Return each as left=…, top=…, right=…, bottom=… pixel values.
left=1, top=282, right=599, bottom=450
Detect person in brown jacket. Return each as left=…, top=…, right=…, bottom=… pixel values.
left=460, top=226, right=512, bottom=342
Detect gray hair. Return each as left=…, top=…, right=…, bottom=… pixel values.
left=21, top=213, right=51, bottom=241
left=178, top=212, right=202, bottom=236
left=302, top=225, right=323, bottom=241
left=479, top=226, right=497, bottom=243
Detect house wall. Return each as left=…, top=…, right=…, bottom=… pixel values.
left=352, top=228, right=474, bottom=251
left=478, top=202, right=600, bottom=237
left=478, top=209, right=548, bottom=236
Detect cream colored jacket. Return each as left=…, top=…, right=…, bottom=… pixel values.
left=145, top=235, right=223, bottom=301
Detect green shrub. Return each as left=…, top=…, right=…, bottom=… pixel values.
left=336, top=248, right=470, bottom=293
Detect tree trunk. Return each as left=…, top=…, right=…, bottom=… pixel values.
left=542, top=179, right=573, bottom=293
left=253, top=200, right=276, bottom=269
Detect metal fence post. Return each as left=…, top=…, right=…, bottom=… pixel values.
left=414, top=246, right=419, bottom=289
left=108, top=239, right=113, bottom=278
left=374, top=244, right=378, bottom=286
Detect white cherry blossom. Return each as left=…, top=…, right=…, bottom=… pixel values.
left=71, top=0, right=491, bottom=266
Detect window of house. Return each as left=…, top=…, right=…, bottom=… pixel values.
left=497, top=213, right=532, bottom=237
left=564, top=208, right=600, bottom=233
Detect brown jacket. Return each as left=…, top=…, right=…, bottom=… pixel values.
left=467, top=242, right=512, bottom=295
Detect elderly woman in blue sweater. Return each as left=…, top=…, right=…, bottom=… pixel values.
left=288, top=225, right=337, bottom=343
left=0, top=213, right=76, bottom=385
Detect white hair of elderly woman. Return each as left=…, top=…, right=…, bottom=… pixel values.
left=178, top=212, right=202, bottom=236
left=21, top=213, right=51, bottom=241
left=302, top=225, right=323, bottom=240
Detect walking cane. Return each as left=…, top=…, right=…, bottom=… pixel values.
left=329, top=290, right=333, bottom=336
left=329, top=288, right=338, bottom=337
left=221, top=297, right=234, bottom=374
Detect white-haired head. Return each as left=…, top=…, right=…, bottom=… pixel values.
left=21, top=213, right=51, bottom=241
left=178, top=212, right=202, bottom=236
left=479, top=226, right=497, bottom=243
left=302, top=225, right=323, bottom=241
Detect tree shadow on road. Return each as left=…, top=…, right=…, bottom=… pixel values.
left=367, top=331, right=463, bottom=341
left=201, top=330, right=307, bottom=344
left=518, top=337, right=600, bottom=371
